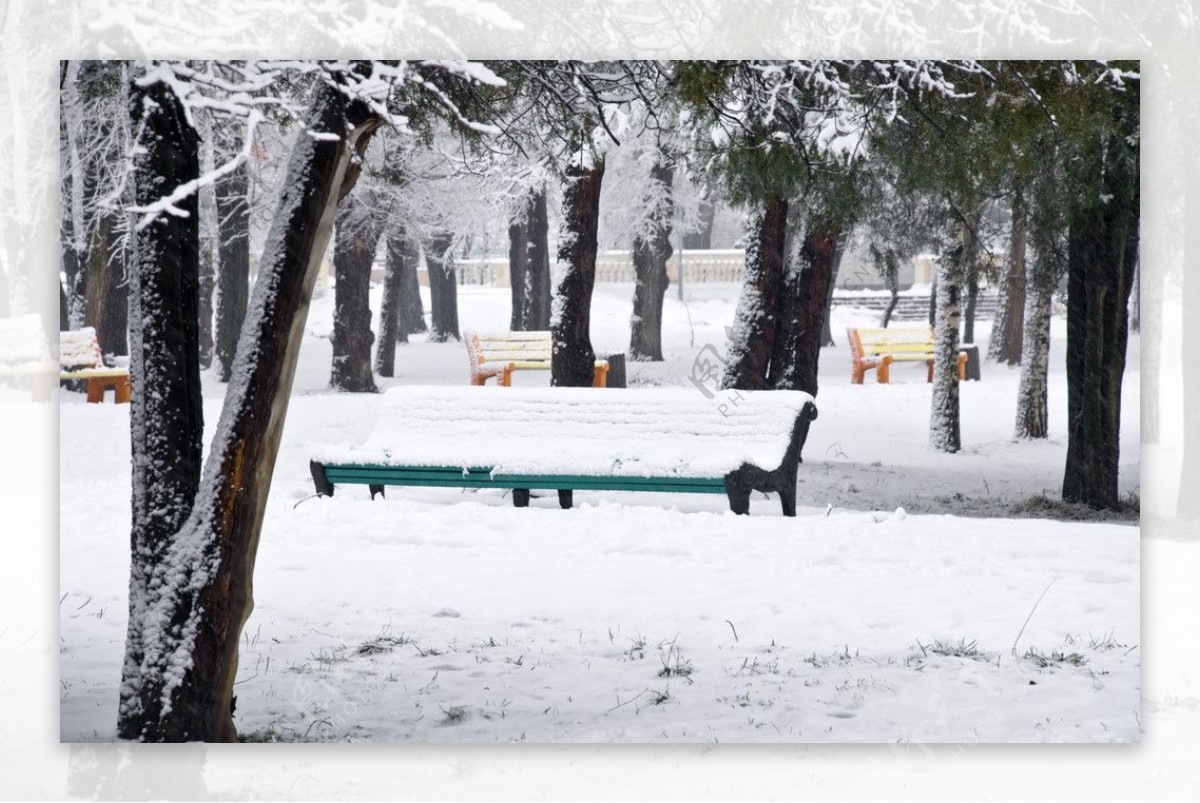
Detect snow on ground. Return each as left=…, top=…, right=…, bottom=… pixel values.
left=58, top=281, right=1140, bottom=742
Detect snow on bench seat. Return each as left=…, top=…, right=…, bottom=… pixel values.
left=311, top=385, right=818, bottom=516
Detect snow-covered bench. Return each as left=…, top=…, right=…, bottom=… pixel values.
left=0, top=315, right=57, bottom=401
left=60, top=327, right=131, bottom=403
left=310, top=385, right=818, bottom=516
left=846, top=326, right=967, bottom=384
left=465, top=331, right=609, bottom=387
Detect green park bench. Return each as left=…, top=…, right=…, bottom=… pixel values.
left=310, top=385, right=818, bottom=517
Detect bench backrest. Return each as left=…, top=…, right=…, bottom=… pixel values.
left=847, top=326, right=935, bottom=357
left=316, top=385, right=817, bottom=479
left=0, top=315, right=53, bottom=370
left=60, top=327, right=105, bottom=371
left=467, top=331, right=553, bottom=365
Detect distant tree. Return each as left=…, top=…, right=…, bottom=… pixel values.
left=375, top=223, right=409, bottom=376
left=426, top=231, right=460, bottom=342
left=213, top=152, right=250, bottom=383
left=331, top=190, right=383, bottom=391
left=989, top=183, right=1027, bottom=365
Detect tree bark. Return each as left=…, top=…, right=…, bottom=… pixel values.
left=331, top=194, right=381, bottom=392
left=375, top=225, right=407, bottom=377
left=720, top=196, right=787, bottom=390
left=523, top=188, right=552, bottom=331
left=399, top=237, right=426, bottom=336
left=929, top=224, right=967, bottom=453
left=1062, top=134, right=1139, bottom=510
left=769, top=224, right=841, bottom=396
left=121, top=72, right=382, bottom=742
left=629, top=161, right=674, bottom=361
left=990, top=188, right=1027, bottom=365
left=426, top=233, right=460, bottom=342
left=508, top=215, right=528, bottom=331
left=1014, top=263, right=1053, bottom=439
left=552, top=162, right=604, bottom=386
left=118, top=72, right=204, bottom=741
left=213, top=159, right=250, bottom=382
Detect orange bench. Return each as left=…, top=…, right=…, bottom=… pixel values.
left=847, top=326, right=967, bottom=384
left=465, top=331, right=609, bottom=388
left=60, top=328, right=131, bottom=403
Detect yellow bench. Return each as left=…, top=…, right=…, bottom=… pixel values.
left=60, top=327, right=131, bottom=403
left=847, top=326, right=966, bottom=384
left=465, top=331, right=609, bottom=388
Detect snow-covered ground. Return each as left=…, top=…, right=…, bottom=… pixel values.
left=58, top=281, right=1140, bottom=742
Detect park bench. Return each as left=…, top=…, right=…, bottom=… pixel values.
left=310, top=385, right=818, bottom=516
left=59, top=327, right=131, bottom=403
left=465, top=330, right=610, bottom=388
left=0, top=315, right=57, bottom=401
left=847, top=326, right=967, bottom=385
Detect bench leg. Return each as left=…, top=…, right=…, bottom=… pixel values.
left=557, top=489, right=573, bottom=509
left=592, top=363, right=609, bottom=388
left=369, top=484, right=385, bottom=500
left=115, top=375, right=132, bottom=404
left=779, top=484, right=796, bottom=517
left=310, top=461, right=334, bottom=497
left=724, top=474, right=751, bottom=516
left=85, top=378, right=105, bottom=403
left=927, top=360, right=934, bottom=383
left=877, top=357, right=893, bottom=384
left=512, top=488, right=530, bottom=508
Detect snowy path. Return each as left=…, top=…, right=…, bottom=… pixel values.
left=57, top=283, right=1141, bottom=742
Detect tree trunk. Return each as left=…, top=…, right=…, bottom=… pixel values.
left=682, top=198, right=715, bottom=250
left=629, top=161, right=674, bottom=361
left=399, top=237, right=426, bottom=336
left=508, top=215, right=528, bottom=331
left=197, top=132, right=218, bottom=369
left=121, top=73, right=382, bottom=742
left=552, top=161, right=604, bottom=387
left=118, top=72, right=205, bottom=742
left=990, top=188, right=1027, bottom=365
left=523, top=187, right=552, bottom=331
left=769, top=224, right=841, bottom=396
left=213, top=159, right=250, bottom=382
left=880, top=249, right=900, bottom=328
left=1062, top=135, right=1139, bottom=510
left=929, top=225, right=967, bottom=453
left=819, top=231, right=846, bottom=347
left=426, top=233, right=460, bottom=342
left=375, top=226, right=407, bottom=377
left=720, top=196, right=787, bottom=390
left=963, top=265, right=979, bottom=345
left=1014, top=265, right=1053, bottom=439
left=331, top=194, right=381, bottom=392
left=82, top=213, right=128, bottom=360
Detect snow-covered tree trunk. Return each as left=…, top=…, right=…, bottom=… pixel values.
left=523, top=187, right=552, bottom=331
left=1014, top=266, right=1052, bottom=439
left=120, top=73, right=382, bottom=742
left=880, top=248, right=900, bottom=328
left=59, top=66, right=82, bottom=330
left=1062, top=137, right=1139, bottom=510
left=990, top=188, right=1027, bottom=365
left=399, top=238, right=426, bottom=336
left=769, top=224, right=841, bottom=396
left=213, top=158, right=250, bottom=382
left=929, top=224, right=967, bottom=453
left=508, top=215, right=528, bottom=331
left=331, top=194, right=381, bottom=392
left=375, top=226, right=407, bottom=376
left=629, top=161, right=673, bottom=361
left=118, top=70, right=205, bottom=741
left=551, top=162, right=603, bottom=387
left=721, top=197, right=787, bottom=390
left=426, top=232, right=460, bottom=342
